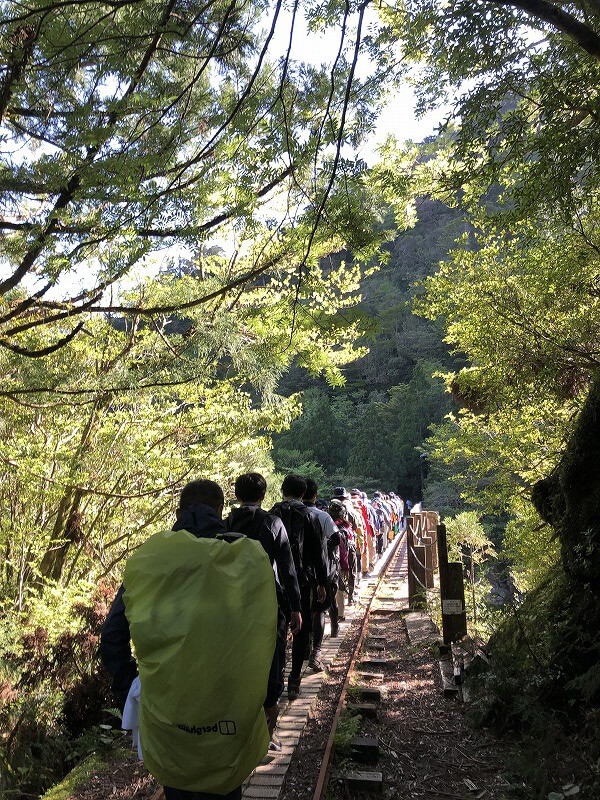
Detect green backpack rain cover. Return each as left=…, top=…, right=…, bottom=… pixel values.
left=122, top=529, right=277, bottom=793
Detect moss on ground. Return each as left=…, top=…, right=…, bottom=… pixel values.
left=41, top=748, right=129, bottom=800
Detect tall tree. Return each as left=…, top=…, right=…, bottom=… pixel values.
left=0, top=0, right=388, bottom=359
left=376, top=0, right=600, bottom=706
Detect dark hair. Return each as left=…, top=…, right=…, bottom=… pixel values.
left=281, top=473, right=306, bottom=499
left=235, top=472, right=267, bottom=503
left=179, top=479, right=224, bottom=512
left=303, top=477, right=318, bottom=500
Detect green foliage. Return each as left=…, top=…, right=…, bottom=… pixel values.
left=0, top=580, right=116, bottom=795
left=272, top=360, right=452, bottom=499
left=376, top=0, right=600, bottom=597
left=0, top=0, right=394, bottom=355
left=445, top=512, right=497, bottom=637
left=333, top=707, right=361, bottom=756
left=445, top=512, right=494, bottom=564
left=40, top=749, right=129, bottom=800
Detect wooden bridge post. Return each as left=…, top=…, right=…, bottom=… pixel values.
left=436, top=523, right=467, bottom=644
left=407, top=516, right=426, bottom=610
left=421, top=535, right=435, bottom=588
left=426, top=512, right=439, bottom=570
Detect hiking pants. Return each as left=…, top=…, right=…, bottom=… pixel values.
left=290, top=584, right=312, bottom=680
left=367, top=535, right=376, bottom=569
left=267, top=608, right=288, bottom=702
left=164, top=787, right=242, bottom=800
left=312, top=609, right=325, bottom=653
left=336, top=579, right=346, bottom=619
left=311, top=579, right=337, bottom=653
left=347, top=551, right=356, bottom=602
left=376, top=533, right=383, bottom=556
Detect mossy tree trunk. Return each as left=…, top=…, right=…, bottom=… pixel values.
left=532, top=371, right=600, bottom=585
left=531, top=373, right=600, bottom=701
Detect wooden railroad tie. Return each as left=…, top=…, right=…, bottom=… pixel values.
left=349, top=736, right=380, bottom=763
left=346, top=702, right=378, bottom=719
left=359, top=657, right=389, bottom=668
left=343, top=771, right=383, bottom=792
left=353, top=684, right=385, bottom=702
left=355, top=670, right=384, bottom=683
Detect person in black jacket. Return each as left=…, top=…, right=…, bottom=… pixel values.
left=226, top=472, right=302, bottom=712
left=303, top=478, right=341, bottom=671
left=270, top=474, right=328, bottom=701
left=100, top=479, right=279, bottom=800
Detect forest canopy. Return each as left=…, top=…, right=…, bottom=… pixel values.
left=3, top=0, right=600, bottom=796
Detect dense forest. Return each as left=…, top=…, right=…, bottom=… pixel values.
left=272, top=195, right=465, bottom=505
left=2, top=0, right=600, bottom=797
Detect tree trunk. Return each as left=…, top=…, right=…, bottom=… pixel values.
left=532, top=371, right=600, bottom=585
left=37, top=491, right=84, bottom=583
left=37, top=398, right=107, bottom=584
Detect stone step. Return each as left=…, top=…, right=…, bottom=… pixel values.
left=439, top=656, right=459, bottom=698
left=404, top=611, right=439, bottom=646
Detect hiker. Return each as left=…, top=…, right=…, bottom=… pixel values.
left=328, top=499, right=351, bottom=620
left=350, top=489, right=373, bottom=573
left=226, top=472, right=302, bottom=712
left=372, top=491, right=390, bottom=555
left=100, top=479, right=278, bottom=800
left=303, top=478, right=342, bottom=669
left=363, top=492, right=381, bottom=559
left=381, top=493, right=395, bottom=543
left=390, top=493, right=404, bottom=538
left=270, top=474, right=328, bottom=701
left=332, top=487, right=362, bottom=589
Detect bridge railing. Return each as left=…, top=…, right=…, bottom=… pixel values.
left=406, top=512, right=467, bottom=644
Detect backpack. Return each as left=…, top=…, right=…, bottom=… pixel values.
left=338, top=528, right=349, bottom=572
left=270, top=501, right=307, bottom=578
left=122, top=530, right=276, bottom=794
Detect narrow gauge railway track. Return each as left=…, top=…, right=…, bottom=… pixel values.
left=244, top=531, right=408, bottom=800
left=311, top=531, right=408, bottom=800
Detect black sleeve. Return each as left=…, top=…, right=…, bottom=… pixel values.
left=271, top=518, right=301, bottom=613
left=328, top=529, right=341, bottom=555
left=99, top=585, right=138, bottom=707
left=304, top=515, right=328, bottom=586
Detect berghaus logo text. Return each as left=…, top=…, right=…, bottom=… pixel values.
left=177, top=720, right=237, bottom=735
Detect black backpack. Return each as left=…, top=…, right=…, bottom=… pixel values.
left=270, top=501, right=308, bottom=576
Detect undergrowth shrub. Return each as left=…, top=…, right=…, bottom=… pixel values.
left=0, top=579, right=117, bottom=798
left=467, top=565, right=600, bottom=798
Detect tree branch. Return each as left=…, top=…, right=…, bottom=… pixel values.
left=0, top=322, right=84, bottom=357
left=0, top=163, right=294, bottom=235
left=491, top=0, right=600, bottom=60
left=0, top=26, right=36, bottom=124
left=0, top=0, right=178, bottom=298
